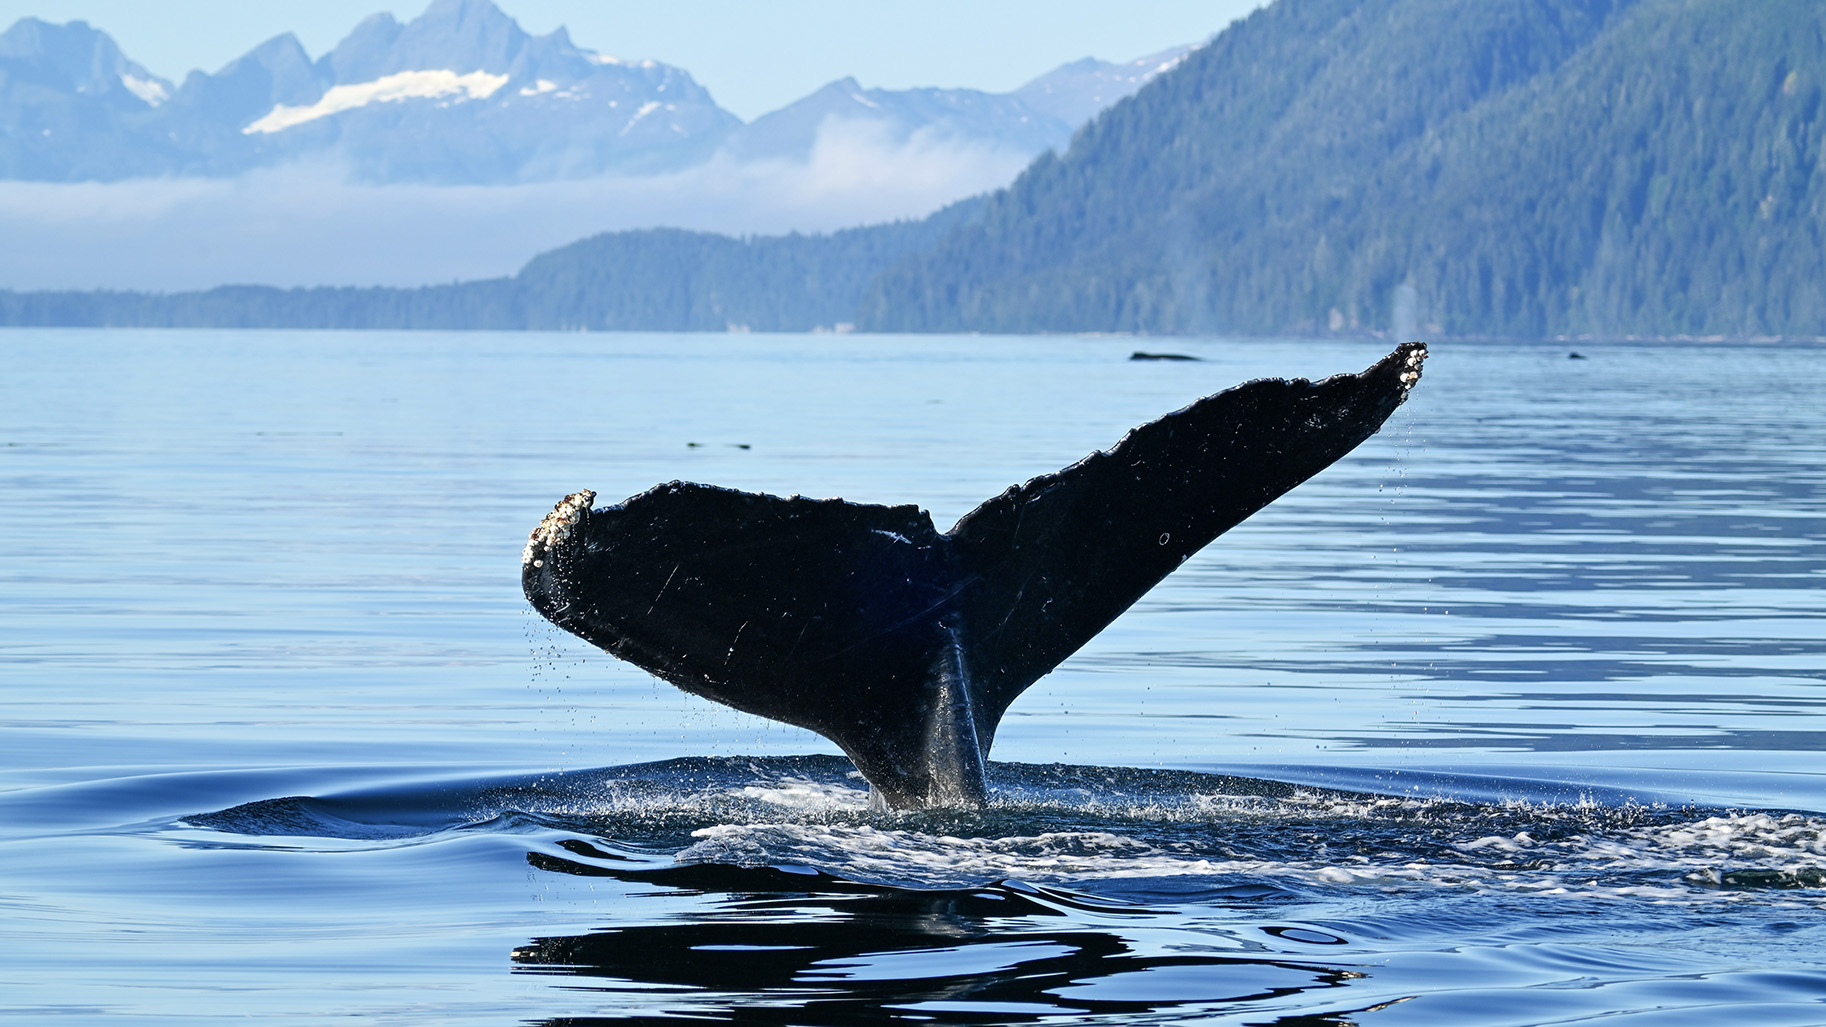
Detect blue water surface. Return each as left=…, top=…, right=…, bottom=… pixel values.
left=1, top=330, right=1823, bottom=1024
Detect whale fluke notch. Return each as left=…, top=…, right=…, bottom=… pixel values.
left=524, top=342, right=1426, bottom=809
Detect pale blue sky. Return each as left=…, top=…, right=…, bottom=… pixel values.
left=0, top=0, right=1263, bottom=119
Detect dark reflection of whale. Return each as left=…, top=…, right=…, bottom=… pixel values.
left=512, top=847, right=1374, bottom=1027
left=524, top=344, right=1428, bottom=810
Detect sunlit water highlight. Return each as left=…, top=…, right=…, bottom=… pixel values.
left=1, top=331, right=1822, bottom=1024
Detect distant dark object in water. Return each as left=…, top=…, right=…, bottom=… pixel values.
left=1569, top=352, right=1588, bottom=359
left=524, top=343, right=1427, bottom=809
left=1129, top=351, right=1202, bottom=361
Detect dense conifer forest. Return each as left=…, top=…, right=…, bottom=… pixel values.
left=0, top=207, right=977, bottom=332
left=859, top=0, right=1825, bottom=338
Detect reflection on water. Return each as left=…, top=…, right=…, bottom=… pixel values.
left=2, top=332, right=1824, bottom=1023
left=513, top=856, right=1365, bottom=1026
left=172, top=755, right=1826, bottom=1024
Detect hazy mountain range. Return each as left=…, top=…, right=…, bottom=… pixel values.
left=0, top=0, right=1192, bottom=184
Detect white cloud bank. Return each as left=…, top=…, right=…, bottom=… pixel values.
left=0, top=119, right=1033, bottom=293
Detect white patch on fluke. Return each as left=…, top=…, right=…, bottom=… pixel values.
left=244, top=70, right=511, bottom=134
left=524, top=489, right=595, bottom=565
left=1399, top=343, right=1427, bottom=393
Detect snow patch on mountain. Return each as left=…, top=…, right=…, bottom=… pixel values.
left=619, top=100, right=665, bottom=136
left=1149, top=52, right=1192, bottom=76
left=1013, top=44, right=1199, bottom=127
left=243, top=69, right=511, bottom=134
left=119, top=73, right=169, bottom=106
left=587, top=54, right=656, bottom=69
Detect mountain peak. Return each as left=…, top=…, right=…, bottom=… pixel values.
left=181, top=31, right=322, bottom=117
left=418, top=0, right=510, bottom=19
left=1, top=16, right=112, bottom=63
left=1013, top=43, right=1198, bottom=126
left=321, top=13, right=403, bottom=83
left=314, top=0, right=535, bottom=85
left=385, top=0, right=528, bottom=76
left=413, top=0, right=520, bottom=36
left=0, top=16, right=170, bottom=107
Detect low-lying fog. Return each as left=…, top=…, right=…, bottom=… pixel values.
left=0, top=119, right=1027, bottom=292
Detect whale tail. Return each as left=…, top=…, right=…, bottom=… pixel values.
left=523, top=342, right=1426, bottom=808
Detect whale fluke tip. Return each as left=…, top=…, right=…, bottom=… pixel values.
left=1398, top=341, right=1428, bottom=393
left=524, top=489, right=596, bottom=567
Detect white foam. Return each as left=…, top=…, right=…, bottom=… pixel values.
left=1461, top=832, right=1537, bottom=852
left=679, top=823, right=1177, bottom=883
left=733, top=778, right=870, bottom=811
left=1650, top=813, right=1826, bottom=856
left=663, top=798, right=1826, bottom=904
left=1452, top=812, right=1826, bottom=877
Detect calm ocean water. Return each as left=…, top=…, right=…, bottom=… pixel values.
left=2, top=330, right=1823, bottom=1024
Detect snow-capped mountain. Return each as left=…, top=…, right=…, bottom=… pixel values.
left=723, top=77, right=1076, bottom=163
left=162, top=0, right=739, bottom=181
left=1014, top=45, right=1199, bottom=127
left=0, top=17, right=181, bottom=178
left=0, top=16, right=170, bottom=105
left=0, top=0, right=1197, bottom=184
left=1, top=0, right=737, bottom=182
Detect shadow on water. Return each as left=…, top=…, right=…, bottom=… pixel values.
left=513, top=847, right=1377, bottom=1026
left=181, top=758, right=1442, bottom=1023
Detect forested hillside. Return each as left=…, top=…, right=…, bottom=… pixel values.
left=3, top=0, right=1819, bottom=338
left=859, top=0, right=1825, bottom=338
left=0, top=203, right=977, bottom=331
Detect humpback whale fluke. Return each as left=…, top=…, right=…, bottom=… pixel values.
left=524, top=342, right=1427, bottom=809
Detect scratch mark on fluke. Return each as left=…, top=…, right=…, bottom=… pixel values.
left=524, top=342, right=1427, bottom=809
